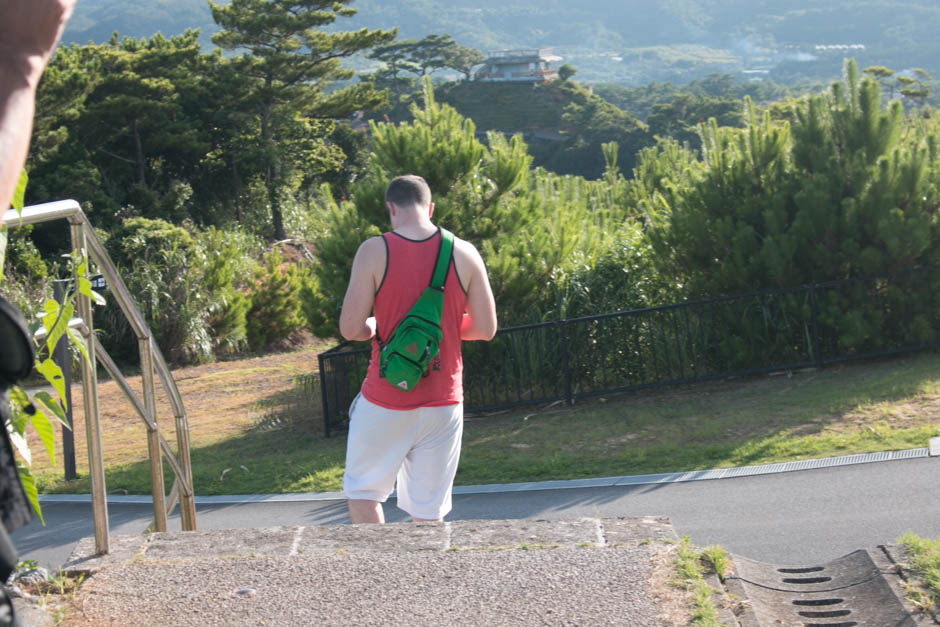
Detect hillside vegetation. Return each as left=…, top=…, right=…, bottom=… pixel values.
left=63, top=0, right=940, bottom=85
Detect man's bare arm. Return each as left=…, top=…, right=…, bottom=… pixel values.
left=458, top=241, right=497, bottom=341
left=339, top=237, right=384, bottom=342
left=0, top=0, right=76, bottom=211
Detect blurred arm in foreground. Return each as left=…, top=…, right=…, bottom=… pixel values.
left=0, top=0, right=76, bottom=210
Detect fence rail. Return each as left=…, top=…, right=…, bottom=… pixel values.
left=319, top=268, right=940, bottom=437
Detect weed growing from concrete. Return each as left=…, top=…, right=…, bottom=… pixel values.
left=671, top=537, right=722, bottom=626
left=700, top=545, right=731, bottom=582
left=899, top=532, right=940, bottom=612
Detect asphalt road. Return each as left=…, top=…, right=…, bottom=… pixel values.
left=12, top=455, right=940, bottom=570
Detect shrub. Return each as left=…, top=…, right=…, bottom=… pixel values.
left=245, top=247, right=306, bottom=351
left=552, top=223, right=668, bottom=320
left=198, top=226, right=261, bottom=356
left=0, top=235, right=54, bottom=326
left=100, top=217, right=213, bottom=365
left=96, top=219, right=267, bottom=365
left=638, top=61, right=940, bottom=357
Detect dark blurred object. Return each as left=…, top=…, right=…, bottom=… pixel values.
left=0, top=294, right=38, bottom=626
left=0, top=295, right=33, bottom=387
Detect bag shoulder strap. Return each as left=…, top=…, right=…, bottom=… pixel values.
left=429, top=228, right=454, bottom=290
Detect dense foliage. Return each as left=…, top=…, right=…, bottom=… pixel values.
left=10, top=0, right=940, bottom=370
left=310, top=78, right=676, bottom=336
left=30, top=10, right=391, bottom=241
left=641, top=61, right=940, bottom=294
left=636, top=61, right=940, bottom=354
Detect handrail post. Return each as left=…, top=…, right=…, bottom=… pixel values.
left=173, top=393, right=197, bottom=531
left=69, top=219, right=109, bottom=554
left=140, top=337, right=168, bottom=532
left=149, top=341, right=196, bottom=530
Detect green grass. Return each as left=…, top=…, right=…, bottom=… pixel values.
left=672, top=538, right=722, bottom=626
left=33, top=351, right=940, bottom=495
left=700, top=545, right=731, bottom=582
left=456, top=351, right=940, bottom=485
left=899, top=533, right=940, bottom=612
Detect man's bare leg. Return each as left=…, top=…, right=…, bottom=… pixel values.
left=348, top=499, right=384, bottom=524
left=412, top=516, right=443, bottom=523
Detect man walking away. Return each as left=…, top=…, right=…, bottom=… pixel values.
left=339, top=174, right=497, bottom=524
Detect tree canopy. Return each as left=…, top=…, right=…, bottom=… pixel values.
left=209, top=0, right=395, bottom=239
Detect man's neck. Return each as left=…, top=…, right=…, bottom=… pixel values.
left=392, top=222, right=437, bottom=239
left=390, top=210, right=436, bottom=239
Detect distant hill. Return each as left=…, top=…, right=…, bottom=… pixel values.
left=62, top=1, right=940, bottom=86
left=64, top=0, right=215, bottom=46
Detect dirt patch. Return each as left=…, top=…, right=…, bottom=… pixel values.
left=649, top=543, right=695, bottom=626
left=28, top=337, right=335, bottom=478
left=807, top=395, right=940, bottom=440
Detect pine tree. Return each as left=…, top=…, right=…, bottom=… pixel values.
left=209, top=0, right=395, bottom=240
left=640, top=59, right=940, bottom=355
left=369, top=76, right=486, bottom=197
left=29, top=32, right=211, bottom=226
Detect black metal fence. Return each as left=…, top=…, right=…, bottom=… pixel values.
left=318, top=267, right=940, bottom=436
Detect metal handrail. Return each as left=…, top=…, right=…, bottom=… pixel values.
left=2, top=199, right=197, bottom=554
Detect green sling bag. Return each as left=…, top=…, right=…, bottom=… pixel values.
left=378, top=228, right=455, bottom=392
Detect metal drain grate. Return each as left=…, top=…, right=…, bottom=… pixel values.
left=725, top=550, right=916, bottom=626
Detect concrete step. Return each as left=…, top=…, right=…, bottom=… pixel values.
left=60, top=516, right=720, bottom=626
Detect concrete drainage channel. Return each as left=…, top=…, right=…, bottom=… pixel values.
left=722, top=545, right=940, bottom=626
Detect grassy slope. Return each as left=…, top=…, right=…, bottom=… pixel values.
left=29, top=345, right=940, bottom=496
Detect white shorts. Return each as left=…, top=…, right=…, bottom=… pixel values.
left=342, top=394, right=464, bottom=520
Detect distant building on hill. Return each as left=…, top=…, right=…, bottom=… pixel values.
left=475, top=48, right=563, bottom=82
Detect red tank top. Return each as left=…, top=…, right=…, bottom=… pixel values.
left=360, top=229, right=467, bottom=410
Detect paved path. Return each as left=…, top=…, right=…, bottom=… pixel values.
left=63, top=518, right=692, bottom=626
left=12, top=453, right=940, bottom=569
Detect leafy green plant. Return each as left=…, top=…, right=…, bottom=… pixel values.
left=0, top=171, right=29, bottom=272
left=199, top=226, right=260, bottom=356
left=7, top=255, right=105, bottom=522
left=100, top=218, right=266, bottom=365
left=2, top=174, right=102, bottom=521
left=245, top=247, right=306, bottom=351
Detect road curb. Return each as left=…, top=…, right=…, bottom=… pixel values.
left=38, top=446, right=933, bottom=506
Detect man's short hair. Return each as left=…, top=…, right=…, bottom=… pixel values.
left=386, top=175, right=431, bottom=208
